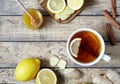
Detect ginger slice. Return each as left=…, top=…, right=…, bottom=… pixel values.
left=61, top=14, right=70, bottom=21
left=55, top=6, right=75, bottom=20
left=50, top=57, right=59, bottom=66
left=57, top=59, right=67, bottom=70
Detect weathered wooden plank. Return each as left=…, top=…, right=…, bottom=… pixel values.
left=0, top=0, right=45, bottom=15
left=0, top=68, right=63, bottom=84
left=0, top=16, right=120, bottom=41
left=0, top=42, right=120, bottom=68
left=0, top=68, right=120, bottom=84
left=0, top=68, right=35, bottom=84
left=0, top=0, right=120, bottom=15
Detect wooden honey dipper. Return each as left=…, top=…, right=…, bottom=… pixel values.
left=16, top=0, right=40, bottom=26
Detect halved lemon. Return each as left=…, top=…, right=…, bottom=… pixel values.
left=47, top=0, right=66, bottom=13
left=67, top=0, right=84, bottom=10
left=36, top=69, right=57, bottom=84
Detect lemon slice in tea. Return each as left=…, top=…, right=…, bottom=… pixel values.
left=36, top=69, right=57, bottom=84
left=47, top=0, right=66, bottom=13
left=70, top=38, right=82, bottom=58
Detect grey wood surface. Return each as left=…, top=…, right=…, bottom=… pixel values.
left=0, top=0, right=120, bottom=84
left=0, top=68, right=120, bottom=84
left=0, top=16, right=120, bottom=41
left=0, top=42, right=120, bottom=68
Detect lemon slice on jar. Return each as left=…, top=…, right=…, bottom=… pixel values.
left=67, top=0, right=84, bottom=10
left=36, top=69, right=57, bottom=84
left=47, top=0, right=66, bottom=13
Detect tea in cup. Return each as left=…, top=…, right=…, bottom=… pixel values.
left=66, top=28, right=111, bottom=66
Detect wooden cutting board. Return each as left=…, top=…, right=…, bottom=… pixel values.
left=39, top=0, right=92, bottom=24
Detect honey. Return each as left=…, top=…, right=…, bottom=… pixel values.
left=23, top=8, right=43, bottom=29
left=70, top=31, right=101, bottom=63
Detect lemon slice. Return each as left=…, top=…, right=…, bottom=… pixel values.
left=70, top=38, right=82, bottom=58
left=36, top=69, right=57, bottom=84
left=47, top=0, right=66, bottom=13
left=67, top=0, right=84, bottom=10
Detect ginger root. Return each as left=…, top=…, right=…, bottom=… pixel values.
left=63, top=68, right=83, bottom=79
left=92, top=74, right=112, bottom=84
left=106, top=70, right=120, bottom=84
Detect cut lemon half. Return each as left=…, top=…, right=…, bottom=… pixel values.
left=36, top=69, right=57, bottom=84
left=47, top=0, right=66, bottom=13
left=67, top=0, right=84, bottom=10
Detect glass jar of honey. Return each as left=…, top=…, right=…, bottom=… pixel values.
left=23, top=8, right=43, bottom=29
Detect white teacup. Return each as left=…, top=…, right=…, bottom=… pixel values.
left=66, top=28, right=111, bottom=66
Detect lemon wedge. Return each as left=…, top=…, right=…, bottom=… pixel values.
left=36, top=69, right=57, bottom=84
left=67, top=0, right=84, bottom=10
left=14, top=58, right=41, bottom=81
left=47, top=0, right=66, bottom=13
left=70, top=38, right=82, bottom=58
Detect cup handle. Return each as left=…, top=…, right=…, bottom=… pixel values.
left=102, top=54, right=111, bottom=62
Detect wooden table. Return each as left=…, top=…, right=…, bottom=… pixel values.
left=0, top=0, right=120, bottom=83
